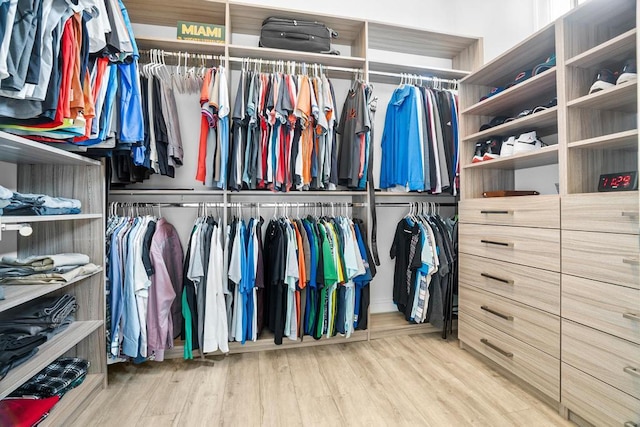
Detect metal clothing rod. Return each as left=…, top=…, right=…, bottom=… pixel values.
left=110, top=202, right=367, bottom=208
left=138, top=49, right=223, bottom=61
left=368, top=70, right=459, bottom=85
left=228, top=56, right=362, bottom=74
left=376, top=202, right=458, bottom=207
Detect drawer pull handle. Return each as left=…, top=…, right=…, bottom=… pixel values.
left=480, top=239, right=513, bottom=248
left=622, top=258, right=640, bottom=266
left=481, top=305, right=514, bottom=321
left=623, top=366, right=640, bottom=378
left=624, top=422, right=638, bottom=427
left=481, top=272, right=514, bottom=285
left=622, top=211, right=639, bottom=218
left=480, top=338, right=513, bottom=358
left=623, top=312, right=640, bottom=322
left=480, top=210, right=512, bottom=215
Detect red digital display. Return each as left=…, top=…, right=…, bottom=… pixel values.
left=598, top=171, right=638, bottom=192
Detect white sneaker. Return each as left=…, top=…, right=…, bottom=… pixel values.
left=513, top=131, right=544, bottom=154
left=500, top=136, right=515, bottom=157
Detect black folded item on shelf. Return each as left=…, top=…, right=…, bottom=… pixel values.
left=0, top=295, right=77, bottom=333
left=0, top=333, right=46, bottom=380
left=10, top=357, right=89, bottom=398
left=479, top=116, right=509, bottom=131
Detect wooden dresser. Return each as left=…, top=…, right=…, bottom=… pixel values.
left=458, top=197, right=561, bottom=404
left=458, top=0, right=640, bottom=424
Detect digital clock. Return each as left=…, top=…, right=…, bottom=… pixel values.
left=597, top=171, right=638, bottom=192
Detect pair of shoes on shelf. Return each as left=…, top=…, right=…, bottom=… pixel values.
left=478, top=98, right=557, bottom=132
left=588, top=59, right=636, bottom=94
left=478, top=54, right=556, bottom=101
left=472, top=131, right=546, bottom=163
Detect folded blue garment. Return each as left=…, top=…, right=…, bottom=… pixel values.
left=0, top=185, right=12, bottom=200
left=11, top=193, right=81, bottom=209
left=2, top=206, right=81, bottom=216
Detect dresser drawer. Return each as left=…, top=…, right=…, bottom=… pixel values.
left=459, top=313, right=559, bottom=401
left=459, top=223, right=560, bottom=271
left=563, top=274, right=640, bottom=345
left=459, top=253, right=560, bottom=314
left=562, top=192, right=639, bottom=235
left=563, top=230, right=640, bottom=290
left=563, top=320, right=640, bottom=399
left=562, top=363, right=640, bottom=427
left=459, top=196, right=559, bottom=228
left=459, top=285, right=560, bottom=357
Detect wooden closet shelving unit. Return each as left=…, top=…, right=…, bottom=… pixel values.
left=458, top=0, right=639, bottom=425
left=0, top=130, right=106, bottom=425
left=109, top=0, right=483, bottom=355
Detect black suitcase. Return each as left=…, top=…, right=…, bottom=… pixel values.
left=259, top=17, right=339, bottom=55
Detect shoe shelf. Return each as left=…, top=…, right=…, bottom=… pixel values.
left=461, top=69, right=557, bottom=117
left=462, top=23, right=555, bottom=86
left=0, top=268, right=103, bottom=314
left=462, top=145, right=559, bottom=170
left=0, top=320, right=103, bottom=400
left=568, top=129, right=638, bottom=150
left=566, top=28, right=636, bottom=69
left=39, top=373, right=105, bottom=427
left=566, top=81, right=637, bottom=113
left=462, top=107, right=558, bottom=143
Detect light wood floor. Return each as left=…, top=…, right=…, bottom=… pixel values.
left=72, top=334, right=572, bottom=427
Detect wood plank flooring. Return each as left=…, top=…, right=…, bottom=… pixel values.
left=71, top=335, right=572, bottom=426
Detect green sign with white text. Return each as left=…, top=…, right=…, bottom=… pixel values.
left=177, top=21, right=225, bottom=44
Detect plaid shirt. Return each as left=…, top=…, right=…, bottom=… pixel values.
left=10, top=357, right=89, bottom=398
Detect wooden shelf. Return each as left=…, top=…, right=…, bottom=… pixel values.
left=125, top=0, right=226, bottom=27
left=0, top=131, right=100, bottom=166
left=462, top=23, right=555, bottom=86
left=228, top=190, right=366, bottom=197
left=0, top=214, right=103, bottom=224
left=566, top=29, right=636, bottom=69
left=39, top=374, right=105, bottom=427
left=564, top=0, right=636, bottom=28
left=0, top=321, right=103, bottom=399
left=367, top=21, right=479, bottom=59
left=462, top=68, right=557, bottom=116
left=369, top=312, right=453, bottom=340
left=374, top=191, right=457, bottom=199
left=463, top=107, right=558, bottom=143
left=569, top=129, right=639, bottom=150
left=228, top=1, right=364, bottom=43
left=368, top=61, right=469, bottom=83
left=463, top=145, right=559, bottom=170
left=0, top=269, right=103, bottom=314
left=136, top=36, right=226, bottom=55
left=109, top=189, right=225, bottom=196
left=164, top=329, right=369, bottom=358
left=567, top=81, right=637, bottom=112
left=228, top=44, right=365, bottom=69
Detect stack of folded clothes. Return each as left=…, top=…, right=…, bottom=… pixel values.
left=0, top=295, right=78, bottom=379
left=0, top=186, right=11, bottom=216
left=0, top=185, right=82, bottom=216
left=0, top=253, right=99, bottom=285
left=0, top=357, right=89, bottom=426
